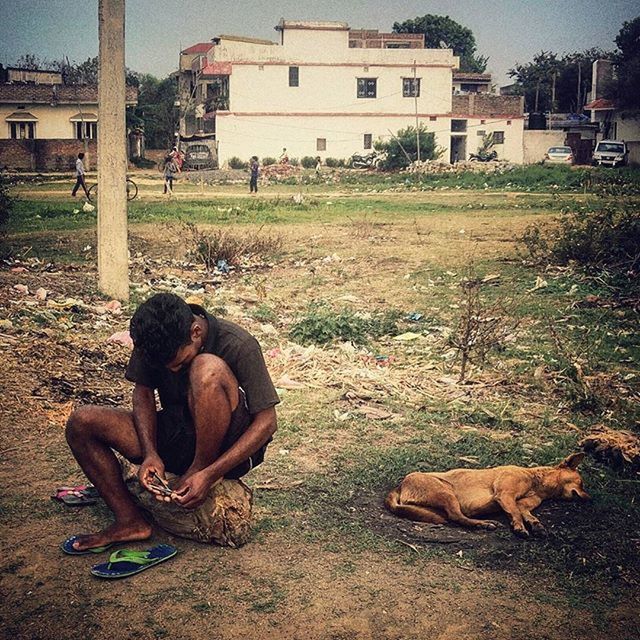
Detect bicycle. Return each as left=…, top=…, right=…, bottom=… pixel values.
left=87, top=177, right=138, bottom=203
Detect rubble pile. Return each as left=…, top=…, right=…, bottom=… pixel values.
left=403, top=159, right=517, bottom=174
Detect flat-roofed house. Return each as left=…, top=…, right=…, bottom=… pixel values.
left=178, top=19, right=524, bottom=167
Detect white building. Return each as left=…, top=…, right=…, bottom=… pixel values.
left=178, top=20, right=524, bottom=167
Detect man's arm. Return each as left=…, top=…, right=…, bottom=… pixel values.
left=173, top=406, right=277, bottom=508
left=132, top=383, right=167, bottom=498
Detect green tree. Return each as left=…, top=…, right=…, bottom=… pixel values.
left=132, top=74, right=178, bottom=149
left=374, top=125, right=443, bottom=170
left=613, top=17, right=640, bottom=109
left=508, top=49, right=608, bottom=113
left=60, top=56, right=140, bottom=87
left=392, top=15, right=488, bottom=73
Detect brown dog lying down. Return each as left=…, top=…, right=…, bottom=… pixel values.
left=385, top=453, right=590, bottom=537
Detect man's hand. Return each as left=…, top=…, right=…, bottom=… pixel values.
left=138, top=454, right=171, bottom=502
left=172, top=470, right=212, bottom=509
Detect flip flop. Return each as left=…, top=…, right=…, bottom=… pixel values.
left=61, top=535, right=116, bottom=556
left=52, top=486, right=99, bottom=506
left=90, top=545, right=177, bottom=579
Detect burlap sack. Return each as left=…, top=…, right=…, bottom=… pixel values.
left=120, top=458, right=253, bottom=547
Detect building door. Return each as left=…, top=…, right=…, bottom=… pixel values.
left=450, top=136, right=466, bottom=163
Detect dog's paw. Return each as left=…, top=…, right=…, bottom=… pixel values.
left=530, top=522, right=547, bottom=537
left=479, top=520, right=500, bottom=531
left=513, top=526, right=530, bottom=539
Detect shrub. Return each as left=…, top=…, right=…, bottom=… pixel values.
left=228, top=157, right=248, bottom=170
left=374, top=125, right=444, bottom=170
left=262, top=157, right=277, bottom=166
left=290, top=303, right=400, bottom=345
left=325, top=157, right=345, bottom=168
left=289, top=157, right=300, bottom=166
left=183, top=222, right=283, bottom=271
left=0, top=171, right=14, bottom=257
left=301, top=156, right=317, bottom=169
left=520, top=202, right=640, bottom=292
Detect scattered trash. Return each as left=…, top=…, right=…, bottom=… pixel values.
left=393, top=332, right=422, bottom=341
left=216, top=259, right=230, bottom=274
left=275, top=374, right=306, bottom=390
left=82, top=202, right=95, bottom=213
left=528, top=276, right=548, bottom=292
left=107, top=331, right=134, bottom=348
left=35, top=287, right=48, bottom=301
left=10, top=267, right=28, bottom=273
left=405, top=312, right=423, bottom=322
left=13, top=284, right=29, bottom=295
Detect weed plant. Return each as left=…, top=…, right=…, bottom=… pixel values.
left=290, top=303, right=400, bottom=345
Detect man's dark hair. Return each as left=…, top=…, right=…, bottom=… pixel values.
left=78, top=152, right=84, bottom=159
left=129, top=293, right=194, bottom=365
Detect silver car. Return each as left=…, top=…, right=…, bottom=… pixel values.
left=592, top=140, right=629, bottom=167
left=543, top=146, right=574, bottom=164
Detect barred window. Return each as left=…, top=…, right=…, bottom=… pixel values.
left=357, top=78, right=377, bottom=98
left=402, top=78, right=420, bottom=97
left=289, top=66, right=299, bottom=87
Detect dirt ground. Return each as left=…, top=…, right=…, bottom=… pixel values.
left=1, top=193, right=638, bottom=640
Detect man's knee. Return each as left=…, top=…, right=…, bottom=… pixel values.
left=65, top=405, right=100, bottom=444
left=189, top=354, right=237, bottom=402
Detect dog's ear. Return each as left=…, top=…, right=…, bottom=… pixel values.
left=558, top=452, right=585, bottom=470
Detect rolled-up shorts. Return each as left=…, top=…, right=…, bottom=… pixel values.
left=156, top=388, right=269, bottom=479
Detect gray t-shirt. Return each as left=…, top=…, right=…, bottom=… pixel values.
left=75, top=158, right=84, bottom=177
left=125, top=305, right=280, bottom=415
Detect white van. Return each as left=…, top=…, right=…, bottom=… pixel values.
left=592, top=140, right=629, bottom=167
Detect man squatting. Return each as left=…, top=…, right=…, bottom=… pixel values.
left=65, top=293, right=279, bottom=552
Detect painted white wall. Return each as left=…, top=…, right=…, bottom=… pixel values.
left=216, top=114, right=451, bottom=164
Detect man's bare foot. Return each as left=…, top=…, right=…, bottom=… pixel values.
left=71, top=519, right=152, bottom=551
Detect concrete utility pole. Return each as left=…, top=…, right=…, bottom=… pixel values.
left=97, top=0, right=129, bottom=300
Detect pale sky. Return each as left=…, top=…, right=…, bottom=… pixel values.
left=0, top=0, right=637, bottom=86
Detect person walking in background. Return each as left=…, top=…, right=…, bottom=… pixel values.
left=249, top=156, right=259, bottom=194
left=315, top=156, right=322, bottom=179
left=71, top=152, right=90, bottom=199
left=163, top=155, right=178, bottom=195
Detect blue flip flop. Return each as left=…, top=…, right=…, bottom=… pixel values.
left=90, top=544, right=178, bottom=579
left=61, top=535, right=116, bottom=556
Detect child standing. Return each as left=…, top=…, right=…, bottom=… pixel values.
left=163, top=156, right=178, bottom=195
left=249, top=156, right=259, bottom=194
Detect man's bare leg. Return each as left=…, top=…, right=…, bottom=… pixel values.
left=183, top=354, right=239, bottom=475
left=65, top=405, right=152, bottom=551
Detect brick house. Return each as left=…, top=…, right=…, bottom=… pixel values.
left=0, top=78, right=138, bottom=171
left=177, top=20, right=524, bottom=167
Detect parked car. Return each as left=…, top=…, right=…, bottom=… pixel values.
left=592, top=140, right=629, bottom=168
left=543, top=146, right=574, bottom=165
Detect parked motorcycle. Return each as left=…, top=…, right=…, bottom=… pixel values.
left=350, top=151, right=384, bottom=169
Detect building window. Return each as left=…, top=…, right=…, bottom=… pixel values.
left=480, top=119, right=486, bottom=125
left=493, top=131, right=505, bottom=144
left=9, top=122, right=35, bottom=139
left=363, top=134, right=372, bottom=149
left=75, top=122, right=97, bottom=139
left=451, top=119, right=467, bottom=132
left=429, top=116, right=437, bottom=121
left=316, top=138, right=327, bottom=152
left=289, top=66, right=299, bottom=87
left=258, top=65, right=264, bottom=71
left=357, top=78, right=377, bottom=98
left=507, top=120, right=512, bottom=125
left=402, top=78, right=421, bottom=97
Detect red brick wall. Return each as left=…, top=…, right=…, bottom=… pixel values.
left=452, top=94, right=524, bottom=117
left=0, top=139, right=97, bottom=171
left=0, top=139, right=36, bottom=170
